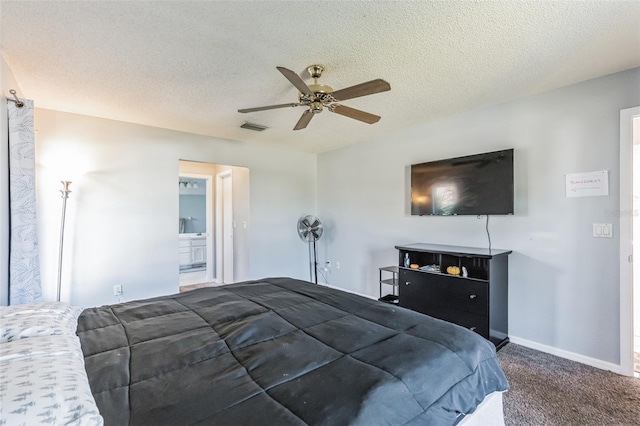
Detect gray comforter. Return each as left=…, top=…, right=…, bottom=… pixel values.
left=77, top=277, right=508, bottom=425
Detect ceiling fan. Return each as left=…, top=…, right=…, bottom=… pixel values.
left=238, top=65, right=390, bottom=130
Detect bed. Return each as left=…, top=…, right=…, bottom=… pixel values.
left=76, top=277, right=508, bottom=425
left=0, top=302, right=103, bottom=425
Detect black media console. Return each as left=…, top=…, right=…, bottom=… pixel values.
left=395, top=243, right=511, bottom=349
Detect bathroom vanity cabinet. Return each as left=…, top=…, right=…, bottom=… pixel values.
left=179, top=234, right=207, bottom=271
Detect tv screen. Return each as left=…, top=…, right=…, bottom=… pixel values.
left=411, top=149, right=514, bottom=216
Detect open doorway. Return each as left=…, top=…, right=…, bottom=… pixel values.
left=178, top=174, right=212, bottom=286
left=178, top=160, right=250, bottom=290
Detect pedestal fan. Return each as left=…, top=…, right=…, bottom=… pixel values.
left=297, top=215, right=323, bottom=284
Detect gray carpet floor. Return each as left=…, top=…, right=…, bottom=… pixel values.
left=498, top=344, right=640, bottom=426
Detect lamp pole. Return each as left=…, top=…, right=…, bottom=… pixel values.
left=57, top=181, right=71, bottom=302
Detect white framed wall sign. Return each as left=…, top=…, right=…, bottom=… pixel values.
left=565, top=170, right=609, bottom=197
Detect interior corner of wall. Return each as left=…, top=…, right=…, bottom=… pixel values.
left=1, top=54, right=23, bottom=96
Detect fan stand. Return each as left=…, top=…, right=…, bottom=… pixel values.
left=308, top=239, right=319, bottom=284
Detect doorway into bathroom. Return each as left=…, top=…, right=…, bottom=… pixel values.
left=178, top=160, right=250, bottom=290
left=178, top=174, right=212, bottom=286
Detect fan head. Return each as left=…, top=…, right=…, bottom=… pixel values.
left=297, top=215, right=323, bottom=242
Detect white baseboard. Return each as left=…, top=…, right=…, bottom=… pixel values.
left=509, top=336, right=622, bottom=374
left=317, top=281, right=378, bottom=300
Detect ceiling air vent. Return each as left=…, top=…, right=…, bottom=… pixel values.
left=240, top=122, right=268, bottom=132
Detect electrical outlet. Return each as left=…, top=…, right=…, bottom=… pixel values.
left=335, top=261, right=341, bottom=270
left=113, top=285, right=123, bottom=296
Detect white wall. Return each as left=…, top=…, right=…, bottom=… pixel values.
left=35, top=109, right=316, bottom=307
left=317, top=68, right=640, bottom=366
left=1, top=55, right=23, bottom=306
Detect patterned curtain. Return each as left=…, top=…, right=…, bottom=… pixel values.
left=8, top=99, right=42, bottom=304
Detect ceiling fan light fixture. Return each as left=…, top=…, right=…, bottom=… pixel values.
left=310, top=102, right=323, bottom=113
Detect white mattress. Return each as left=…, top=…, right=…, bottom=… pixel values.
left=458, top=391, right=505, bottom=426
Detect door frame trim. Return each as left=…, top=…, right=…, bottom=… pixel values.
left=216, top=169, right=233, bottom=283
left=619, top=106, right=640, bottom=377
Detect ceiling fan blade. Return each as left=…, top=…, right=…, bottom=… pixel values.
left=238, top=103, right=299, bottom=113
left=293, top=110, right=314, bottom=130
left=277, top=66, right=314, bottom=97
left=330, top=104, right=381, bottom=124
left=331, top=79, right=390, bottom=102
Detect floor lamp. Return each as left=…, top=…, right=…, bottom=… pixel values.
left=57, top=181, right=71, bottom=302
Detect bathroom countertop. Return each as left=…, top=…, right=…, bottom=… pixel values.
left=179, top=233, right=207, bottom=239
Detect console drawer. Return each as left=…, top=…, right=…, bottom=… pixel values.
left=428, top=307, right=489, bottom=339
left=425, top=279, right=488, bottom=316
left=399, top=270, right=488, bottom=316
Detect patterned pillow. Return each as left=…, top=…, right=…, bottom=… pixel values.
left=0, top=334, right=103, bottom=425
left=0, top=301, right=83, bottom=343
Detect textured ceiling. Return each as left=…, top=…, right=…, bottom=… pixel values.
left=1, top=1, right=639, bottom=153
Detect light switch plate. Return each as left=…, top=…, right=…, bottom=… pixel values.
left=593, top=223, right=613, bottom=238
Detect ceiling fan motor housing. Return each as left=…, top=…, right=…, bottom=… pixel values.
left=308, top=83, right=333, bottom=94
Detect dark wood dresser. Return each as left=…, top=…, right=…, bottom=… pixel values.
left=395, top=243, right=511, bottom=349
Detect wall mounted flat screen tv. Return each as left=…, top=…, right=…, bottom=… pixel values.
left=411, top=149, right=514, bottom=216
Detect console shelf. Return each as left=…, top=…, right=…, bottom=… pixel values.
left=378, top=266, right=399, bottom=305
left=395, top=243, right=511, bottom=349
